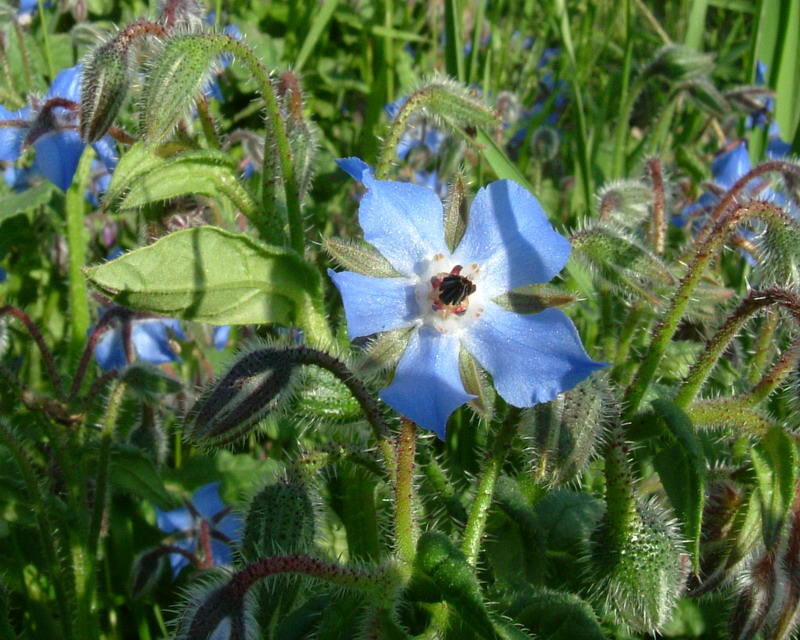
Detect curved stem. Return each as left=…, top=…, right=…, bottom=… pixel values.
left=461, top=407, right=520, bottom=565
left=623, top=201, right=794, bottom=419
left=219, top=36, right=303, bottom=253
left=674, top=288, right=800, bottom=408
left=0, top=305, right=63, bottom=398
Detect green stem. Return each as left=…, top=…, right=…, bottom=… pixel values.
left=461, top=407, right=521, bottom=565
left=66, top=148, right=95, bottom=364
left=395, top=419, right=419, bottom=564
left=674, top=288, right=800, bottom=408
left=750, top=311, right=777, bottom=384
left=603, top=422, right=637, bottom=543
left=80, top=381, right=125, bottom=635
left=13, top=22, right=32, bottom=92
left=0, top=422, right=75, bottom=640
left=623, top=201, right=793, bottom=420
left=741, top=338, right=800, bottom=405
left=36, top=0, right=55, bottom=80
left=376, top=89, right=427, bottom=180
left=220, top=36, right=302, bottom=253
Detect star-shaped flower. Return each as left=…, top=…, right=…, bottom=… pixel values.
left=156, top=482, right=242, bottom=578
left=329, top=158, right=604, bottom=438
left=0, top=64, right=117, bottom=191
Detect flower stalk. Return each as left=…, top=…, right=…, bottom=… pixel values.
left=395, top=418, right=419, bottom=564
left=461, top=406, right=521, bottom=565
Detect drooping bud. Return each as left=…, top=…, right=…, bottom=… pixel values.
left=159, top=0, right=206, bottom=31
left=570, top=222, right=674, bottom=302
left=173, top=573, right=256, bottom=640
left=140, top=34, right=228, bottom=144
left=596, top=179, right=653, bottom=227
left=79, top=21, right=167, bottom=142
left=685, top=79, right=729, bottom=118
left=80, top=38, right=131, bottom=143
left=521, top=376, right=610, bottom=486
left=645, top=45, right=715, bottom=84
left=588, top=499, right=687, bottom=633
left=278, top=72, right=318, bottom=202
left=752, top=204, right=800, bottom=287
left=130, top=547, right=168, bottom=598
left=184, top=345, right=298, bottom=446
left=530, top=125, right=560, bottom=161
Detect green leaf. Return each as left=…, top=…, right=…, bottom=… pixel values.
left=751, top=425, right=798, bottom=548
left=651, top=399, right=705, bottom=570
left=512, top=587, right=605, bottom=640
left=103, top=140, right=187, bottom=206
left=475, top=129, right=536, bottom=193
left=119, top=149, right=258, bottom=216
left=110, top=444, right=176, bottom=507
left=0, top=182, right=54, bottom=222
left=84, top=226, right=325, bottom=329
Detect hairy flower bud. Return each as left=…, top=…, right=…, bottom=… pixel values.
left=80, top=39, right=131, bottom=142
left=588, top=499, right=687, bottom=633
left=596, top=179, right=654, bottom=227
left=522, top=376, right=611, bottom=486
left=184, top=346, right=298, bottom=446
left=646, top=45, right=715, bottom=84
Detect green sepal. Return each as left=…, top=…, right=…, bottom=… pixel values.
left=459, top=346, right=493, bottom=421
left=353, top=327, right=414, bottom=377
left=443, top=171, right=469, bottom=252
left=492, top=284, right=576, bottom=314
left=324, top=236, right=400, bottom=278
left=84, top=226, right=325, bottom=329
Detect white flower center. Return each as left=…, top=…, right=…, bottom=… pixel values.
left=414, top=253, right=485, bottom=334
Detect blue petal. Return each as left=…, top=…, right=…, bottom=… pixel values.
left=209, top=539, right=233, bottom=566
left=47, top=65, right=83, bottom=102
left=214, top=325, right=231, bottom=351
left=337, top=158, right=449, bottom=276
left=192, top=482, right=225, bottom=521
left=94, top=327, right=128, bottom=371
left=768, top=136, right=792, bottom=159
left=91, top=134, right=118, bottom=172
left=380, top=327, right=474, bottom=439
left=711, top=142, right=751, bottom=189
left=161, top=317, right=186, bottom=340
left=131, top=320, right=182, bottom=364
left=0, top=105, right=29, bottom=162
left=328, top=269, right=418, bottom=340
left=461, top=302, right=605, bottom=408
left=168, top=538, right=196, bottom=578
left=156, top=506, right=193, bottom=534
left=216, top=511, right=243, bottom=544
left=34, top=130, right=84, bottom=191
left=452, top=180, right=571, bottom=298
left=336, top=157, right=373, bottom=183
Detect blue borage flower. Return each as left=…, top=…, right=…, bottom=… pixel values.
left=329, top=158, right=604, bottom=438
left=93, top=312, right=186, bottom=371
left=0, top=64, right=118, bottom=191
left=156, top=482, right=242, bottom=578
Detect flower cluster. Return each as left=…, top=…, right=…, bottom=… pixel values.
left=329, top=158, right=603, bottom=438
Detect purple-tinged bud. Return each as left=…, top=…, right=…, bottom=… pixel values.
left=173, top=573, right=256, bottom=640
left=130, top=547, right=168, bottom=598
left=184, top=346, right=298, bottom=447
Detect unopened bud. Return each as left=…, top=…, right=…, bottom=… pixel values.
left=173, top=574, right=255, bottom=640
left=130, top=547, right=167, bottom=598
left=646, top=45, right=715, bottom=84
left=589, top=499, right=686, bottom=633
left=596, top=179, right=653, bottom=226
left=80, top=39, right=131, bottom=142
left=184, top=346, right=297, bottom=446
left=522, top=376, right=610, bottom=485
left=530, top=125, right=560, bottom=161
left=140, top=34, right=228, bottom=144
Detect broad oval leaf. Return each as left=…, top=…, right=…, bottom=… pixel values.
left=84, top=226, right=325, bottom=328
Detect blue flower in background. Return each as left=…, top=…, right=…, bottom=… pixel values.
left=93, top=309, right=185, bottom=371
left=0, top=64, right=118, bottom=191
left=329, top=158, right=603, bottom=438
left=156, top=482, right=242, bottom=578
left=213, top=325, right=231, bottom=351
